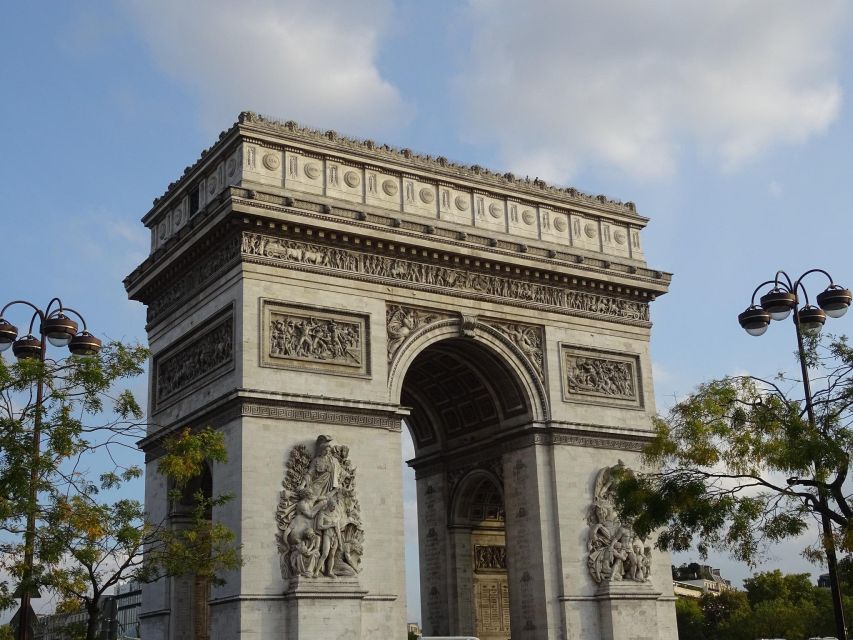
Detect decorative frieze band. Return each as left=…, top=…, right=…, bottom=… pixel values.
left=146, top=235, right=241, bottom=325
left=154, top=308, right=234, bottom=406
left=241, top=402, right=401, bottom=431
left=241, top=232, right=650, bottom=326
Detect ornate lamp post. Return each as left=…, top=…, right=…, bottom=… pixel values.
left=0, top=298, right=101, bottom=640
left=738, top=269, right=852, bottom=640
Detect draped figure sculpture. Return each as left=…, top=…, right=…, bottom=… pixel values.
left=586, top=463, right=652, bottom=585
left=276, top=435, right=364, bottom=581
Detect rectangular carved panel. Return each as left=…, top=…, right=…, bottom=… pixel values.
left=474, top=544, right=507, bottom=571
left=560, top=344, right=643, bottom=409
left=154, top=307, right=234, bottom=407
left=260, top=300, right=370, bottom=377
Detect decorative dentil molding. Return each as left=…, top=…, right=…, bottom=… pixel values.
left=242, top=232, right=650, bottom=326
left=586, top=463, right=652, bottom=585
left=276, top=436, right=365, bottom=582
left=155, top=313, right=233, bottom=404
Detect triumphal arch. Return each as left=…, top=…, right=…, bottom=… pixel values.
left=125, top=112, right=677, bottom=639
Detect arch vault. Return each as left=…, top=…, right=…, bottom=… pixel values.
left=126, top=112, right=677, bottom=639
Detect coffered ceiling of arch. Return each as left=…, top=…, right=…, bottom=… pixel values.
left=400, top=340, right=529, bottom=451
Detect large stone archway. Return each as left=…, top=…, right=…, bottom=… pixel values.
left=126, top=112, right=677, bottom=639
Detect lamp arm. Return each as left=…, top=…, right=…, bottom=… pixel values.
left=774, top=270, right=795, bottom=290
left=57, top=307, right=89, bottom=331
left=750, top=279, right=785, bottom=305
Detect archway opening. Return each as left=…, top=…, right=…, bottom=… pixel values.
left=399, top=337, right=532, bottom=638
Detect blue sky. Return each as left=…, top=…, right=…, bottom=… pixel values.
left=2, top=0, right=853, bottom=623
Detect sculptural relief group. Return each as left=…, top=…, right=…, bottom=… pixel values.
left=276, top=436, right=365, bottom=581
left=587, top=464, right=652, bottom=585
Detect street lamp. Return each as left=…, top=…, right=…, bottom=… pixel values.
left=739, top=269, right=852, bottom=640
left=0, top=298, right=101, bottom=640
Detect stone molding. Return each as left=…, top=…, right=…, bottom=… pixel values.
left=242, top=231, right=650, bottom=327
left=152, top=306, right=234, bottom=408
left=240, top=401, right=401, bottom=431
left=412, top=427, right=649, bottom=478
left=236, top=112, right=639, bottom=216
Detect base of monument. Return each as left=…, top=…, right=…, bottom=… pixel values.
left=595, top=580, right=662, bottom=640
left=284, top=577, right=367, bottom=637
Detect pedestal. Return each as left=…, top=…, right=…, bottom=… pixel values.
left=596, top=581, right=662, bottom=640
left=284, top=577, right=367, bottom=638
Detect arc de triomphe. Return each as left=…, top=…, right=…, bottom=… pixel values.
left=125, top=112, right=677, bottom=640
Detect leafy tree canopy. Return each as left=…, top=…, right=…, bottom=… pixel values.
left=613, top=334, right=853, bottom=566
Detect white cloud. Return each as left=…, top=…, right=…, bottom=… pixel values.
left=126, top=0, right=410, bottom=135
left=454, top=0, right=845, bottom=181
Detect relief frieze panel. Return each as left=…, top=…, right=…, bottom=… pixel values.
left=474, top=545, right=508, bottom=571
left=261, top=300, right=370, bottom=377
left=241, top=232, right=650, bottom=326
left=145, top=234, right=241, bottom=325
left=154, top=308, right=234, bottom=406
left=560, top=344, right=643, bottom=409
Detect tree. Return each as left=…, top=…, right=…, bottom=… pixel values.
left=612, top=334, right=853, bottom=569
left=675, top=597, right=705, bottom=640
left=0, top=341, right=240, bottom=639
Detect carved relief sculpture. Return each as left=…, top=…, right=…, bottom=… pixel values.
left=270, top=315, right=361, bottom=365
left=242, top=232, right=650, bottom=326
left=586, top=463, right=651, bottom=585
left=488, top=321, right=545, bottom=381
left=566, top=356, right=634, bottom=398
left=276, top=436, right=365, bottom=582
left=155, top=313, right=233, bottom=404
left=386, top=305, right=448, bottom=361
left=474, top=545, right=508, bottom=571
left=261, top=301, right=369, bottom=376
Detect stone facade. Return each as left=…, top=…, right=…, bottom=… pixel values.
left=126, top=112, right=676, bottom=639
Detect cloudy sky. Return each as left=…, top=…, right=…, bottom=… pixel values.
left=2, top=0, right=853, bottom=623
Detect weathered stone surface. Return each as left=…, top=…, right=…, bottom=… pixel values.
left=127, top=114, right=676, bottom=640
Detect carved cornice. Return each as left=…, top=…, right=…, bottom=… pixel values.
left=236, top=112, right=640, bottom=216
left=141, top=395, right=403, bottom=460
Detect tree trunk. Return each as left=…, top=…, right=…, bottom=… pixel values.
left=192, top=574, right=211, bottom=640
left=85, top=600, right=100, bottom=640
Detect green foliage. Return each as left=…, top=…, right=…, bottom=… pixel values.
left=613, top=333, right=853, bottom=566
left=0, top=337, right=240, bottom=639
left=675, top=597, right=705, bottom=640
left=672, top=570, right=849, bottom=640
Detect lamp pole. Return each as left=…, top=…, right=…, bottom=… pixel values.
left=738, top=269, right=852, bottom=640
left=0, top=298, right=101, bottom=640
